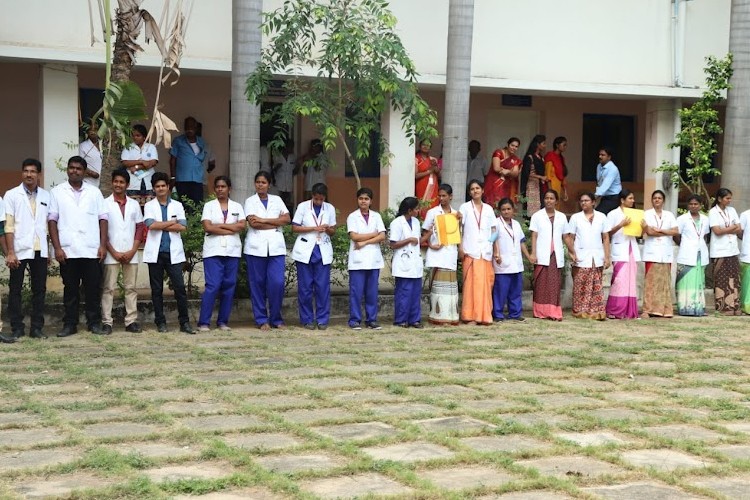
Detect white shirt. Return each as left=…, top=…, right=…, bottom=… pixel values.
left=291, top=200, right=337, bottom=265
left=708, top=205, right=740, bottom=258
left=49, top=182, right=106, bottom=259
left=273, top=153, right=296, bottom=193
left=4, top=184, right=50, bottom=260
left=529, top=208, right=567, bottom=268
left=676, top=212, right=709, bottom=266
left=243, top=194, right=289, bottom=257
left=493, top=217, right=525, bottom=274
left=566, top=210, right=610, bottom=268
left=459, top=201, right=496, bottom=261
left=103, top=194, right=143, bottom=264
left=143, top=197, right=186, bottom=264
left=202, top=199, right=246, bottom=258
left=389, top=215, right=424, bottom=278
left=422, top=204, right=459, bottom=270
left=739, top=210, right=750, bottom=263
left=79, top=139, right=102, bottom=188
left=642, top=208, right=677, bottom=263
left=121, top=142, right=159, bottom=190
left=347, top=209, right=386, bottom=270
left=607, top=207, right=641, bottom=262
left=466, top=155, right=489, bottom=185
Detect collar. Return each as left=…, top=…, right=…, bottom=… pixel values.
left=22, top=184, right=38, bottom=196
left=157, top=197, right=171, bottom=207
left=113, top=194, right=128, bottom=206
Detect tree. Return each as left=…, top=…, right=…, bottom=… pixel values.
left=655, top=55, right=733, bottom=204
left=721, top=0, right=750, bottom=211
left=245, top=0, right=437, bottom=190
left=442, top=0, right=474, bottom=195
left=231, top=0, right=263, bottom=203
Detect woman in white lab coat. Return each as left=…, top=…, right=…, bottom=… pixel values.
left=640, top=189, right=678, bottom=318
left=529, top=189, right=568, bottom=320
left=390, top=197, right=424, bottom=327
left=708, top=187, right=742, bottom=315
left=605, top=189, right=640, bottom=319
left=674, top=194, right=709, bottom=316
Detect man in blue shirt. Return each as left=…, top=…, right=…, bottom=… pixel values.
left=169, top=116, right=214, bottom=209
left=594, top=147, right=622, bottom=214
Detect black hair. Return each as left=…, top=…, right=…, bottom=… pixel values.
left=112, top=168, right=130, bottom=184
left=21, top=158, right=42, bottom=172
left=579, top=191, right=596, bottom=202
left=357, top=187, right=374, bottom=199
left=214, top=175, right=231, bottom=188
left=651, top=190, right=666, bottom=200
left=67, top=155, right=87, bottom=168
left=619, top=189, right=633, bottom=201
left=545, top=189, right=559, bottom=201
left=507, top=137, right=521, bottom=147
left=686, top=194, right=703, bottom=206
left=255, top=170, right=272, bottom=183
left=713, top=187, right=733, bottom=206
left=498, top=197, right=515, bottom=209
left=132, top=124, right=148, bottom=137
left=469, top=140, right=480, bottom=148
left=599, top=147, right=614, bottom=158
left=311, top=183, right=328, bottom=196
left=553, top=136, right=567, bottom=150
left=419, top=138, right=432, bottom=147
left=152, top=171, right=170, bottom=186
left=438, top=183, right=453, bottom=195
left=467, top=179, right=483, bottom=190
left=397, top=196, right=419, bottom=217
left=524, top=134, right=546, bottom=157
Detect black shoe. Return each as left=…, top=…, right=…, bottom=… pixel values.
left=349, top=323, right=362, bottom=330
left=317, top=324, right=328, bottom=331
left=125, top=322, right=142, bottom=333
left=57, top=326, right=78, bottom=338
left=366, top=322, right=382, bottom=330
left=512, top=317, right=526, bottom=323
left=157, top=323, right=168, bottom=333
left=180, top=323, right=195, bottom=335
left=303, top=323, right=316, bottom=330
left=90, top=324, right=107, bottom=335
left=410, top=322, right=424, bottom=329
left=11, top=328, right=25, bottom=339
left=100, top=324, right=113, bottom=335
left=29, top=329, right=47, bottom=339
left=394, top=322, right=408, bottom=328
left=0, top=334, right=16, bottom=344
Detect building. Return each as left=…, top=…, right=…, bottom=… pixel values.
left=0, top=0, right=731, bottom=215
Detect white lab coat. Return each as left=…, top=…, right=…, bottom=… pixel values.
left=202, top=199, right=245, bottom=258
left=741, top=210, right=750, bottom=264
left=389, top=215, right=423, bottom=278
left=641, top=209, right=677, bottom=263
left=422, top=204, right=459, bottom=270
left=103, top=194, right=143, bottom=264
left=528, top=208, right=567, bottom=268
left=291, top=200, right=336, bottom=265
left=607, top=207, right=641, bottom=262
left=459, top=201, right=496, bottom=261
left=143, top=197, right=186, bottom=264
left=566, top=210, right=610, bottom=268
left=346, top=209, right=385, bottom=270
left=49, top=181, right=106, bottom=259
left=708, top=205, right=740, bottom=258
left=493, top=217, right=525, bottom=274
left=4, top=183, right=50, bottom=260
left=676, top=212, right=709, bottom=266
left=243, top=194, right=289, bottom=257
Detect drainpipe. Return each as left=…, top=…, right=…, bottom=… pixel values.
left=673, top=0, right=687, bottom=87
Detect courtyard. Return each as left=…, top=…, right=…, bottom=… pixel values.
left=0, top=315, right=749, bottom=499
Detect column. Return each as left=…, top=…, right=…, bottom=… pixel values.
left=643, top=98, right=681, bottom=213
left=380, top=104, right=415, bottom=211
left=39, top=64, right=79, bottom=189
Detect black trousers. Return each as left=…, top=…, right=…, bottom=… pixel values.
left=60, top=258, right=102, bottom=328
left=597, top=194, right=620, bottom=215
left=8, top=251, right=47, bottom=331
left=148, top=252, right=189, bottom=327
left=176, top=181, right=203, bottom=210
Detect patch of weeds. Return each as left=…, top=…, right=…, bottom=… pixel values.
left=385, top=383, right=407, bottom=395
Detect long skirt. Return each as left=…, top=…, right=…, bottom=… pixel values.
left=461, top=256, right=495, bottom=324
left=429, top=268, right=459, bottom=325
left=676, top=261, right=706, bottom=316
left=525, top=179, right=541, bottom=215
left=642, top=262, right=673, bottom=317
left=606, top=248, right=639, bottom=319
left=741, top=262, right=750, bottom=315
left=572, top=266, right=606, bottom=320
left=532, top=256, right=563, bottom=320
left=713, top=255, right=740, bottom=314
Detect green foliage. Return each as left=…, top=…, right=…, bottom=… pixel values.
left=96, top=80, right=149, bottom=149
left=655, top=54, right=733, bottom=203
left=246, top=0, right=438, bottom=188
left=174, top=195, right=208, bottom=298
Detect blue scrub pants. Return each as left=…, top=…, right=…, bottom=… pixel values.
left=245, top=254, right=285, bottom=326
left=394, top=277, right=422, bottom=325
left=198, top=256, right=240, bottom=327
left=492, top=272, right=523, bottom=320
left=296, top=245, right=331, bottom=326
left=349, top=269, right=379, bottom=326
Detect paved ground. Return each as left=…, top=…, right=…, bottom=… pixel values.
left=1, top=315, right=749, bottom=499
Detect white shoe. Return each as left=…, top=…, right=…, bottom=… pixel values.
left=198, top=325, right=210, bottom=332
left=218, top=324, right=231, bottom=331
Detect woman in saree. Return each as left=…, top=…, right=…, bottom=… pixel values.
left=674, top=194, right=709, bottom=316
left=543, top=136, right=569, bottom=202
left=459, top=179, right=498, bottom=325
left=708, top=187, right=742, bottom=315
left=605, top=189, right=640, bottom=319
left=485, top=137, right=521, bottom=208
left=565, top=192, right=611, bottom=320
left=415, top=139, right=440, bottom=216
left=520, top=135, right=548, bottom=216
left=529, top=189, right=568, bottom=321
left=640, top=190, right=678, bottom=318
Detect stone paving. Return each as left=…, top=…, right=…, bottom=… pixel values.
left=0, top=315, right=749, bottom=499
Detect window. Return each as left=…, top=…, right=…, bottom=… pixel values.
left=345, top=108, right=381, bottom=178
left=581, top=114, right=636, bottom=182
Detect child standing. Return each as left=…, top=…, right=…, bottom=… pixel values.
left=492, top=198, right=531, bottom=322
left=390, top=197, right=424, bottom=328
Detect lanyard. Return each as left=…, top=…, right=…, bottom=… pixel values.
left=501, top=218, right=515, bottom=244
left=310, top=200, right=324, bottom=228
left=472, top=203, right=483, bottom=230
left=692, top=216, right=703, bottom=238
left=718, top=207, right=731, bottom=227
left=653, top=211, right=663, bottom=229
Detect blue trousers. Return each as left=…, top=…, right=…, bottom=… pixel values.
left=198, top=256, right=240, bottom=327
left=492, top=272, right=523, bottom=320
left=349, top=269, right=379, bottom=326
left=245, top=254, right=285, bottom=326
left=394, top=277, right=422, bottom=325
left=296, top=245, right=331, bottom=325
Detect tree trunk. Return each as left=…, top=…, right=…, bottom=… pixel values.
left=231, top=0, right=262, bottom=203
left=442, top=0, right=474, bottom=196
left=722, top=0, right=750, bottom=211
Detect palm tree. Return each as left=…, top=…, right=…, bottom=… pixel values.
left=722, top=0, right=750, bottom=211
left=442, top=0, right=475, bottom=194
left=230, top=0, right=262, bottom=203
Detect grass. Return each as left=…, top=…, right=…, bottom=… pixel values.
left=0, top=316, right=749, bottom=498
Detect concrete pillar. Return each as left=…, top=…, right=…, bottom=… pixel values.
left=643, top=99, right=681, bottom=213
left=39, top=64, right=79, bottom=189
left=380, top=104, right=415, bottom=211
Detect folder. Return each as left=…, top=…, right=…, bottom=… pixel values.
left=622, top=207, right=644, bottom=237
left=436, top=213, right=461, bottom=245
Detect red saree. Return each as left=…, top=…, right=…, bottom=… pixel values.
left=484, top=149, right=520, bottom=208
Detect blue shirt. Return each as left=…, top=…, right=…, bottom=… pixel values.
left=169, top=135, right=207, bottom=183
left=595, top=160, right=622, bottom=197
